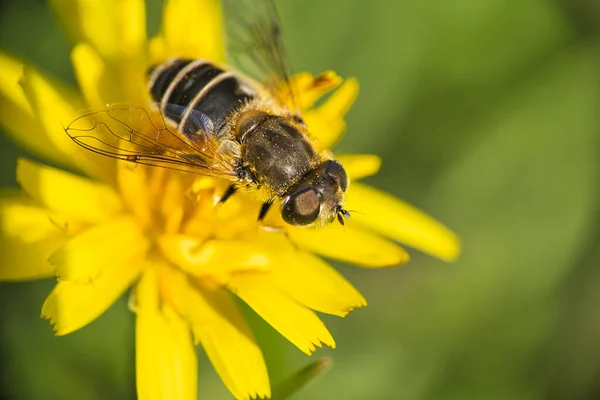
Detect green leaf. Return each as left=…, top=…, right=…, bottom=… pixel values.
left=271, top=358, right=333, bottom=400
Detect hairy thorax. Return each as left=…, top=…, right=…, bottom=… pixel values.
left=233, top=105, right=323, bottom=197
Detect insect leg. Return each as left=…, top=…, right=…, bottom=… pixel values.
left=219, top=185, right=237, bottom=204
left=256, top=200, right=286, bottom=233
left=257, top=200, right=273, bottom=221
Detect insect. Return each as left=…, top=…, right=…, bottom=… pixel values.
left=66, top=0, right=351, bottom=227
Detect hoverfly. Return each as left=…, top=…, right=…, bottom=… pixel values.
left=66, top=0, right=351, bottom=227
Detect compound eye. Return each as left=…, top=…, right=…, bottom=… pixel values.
left=325, top=160, right=348, bottom=192
left=281, top=187, right=321, bottom=226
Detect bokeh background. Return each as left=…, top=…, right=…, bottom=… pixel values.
left=1, top=0, right=600, bottom=399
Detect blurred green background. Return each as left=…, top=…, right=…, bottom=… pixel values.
left=1, top=0, right=600, bottom=399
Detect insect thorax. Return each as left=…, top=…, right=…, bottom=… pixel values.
left=233, top=106, right=321, bottom=196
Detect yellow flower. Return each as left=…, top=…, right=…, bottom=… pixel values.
left=0, top=0, right=460, bottom=399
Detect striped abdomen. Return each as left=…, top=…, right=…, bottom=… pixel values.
left=148, top=59, right=255, bottom=135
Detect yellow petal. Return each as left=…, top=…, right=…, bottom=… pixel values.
left=19, top=66, right=116, bottom=181
left=152, top=0, right=224, bottom=63
left=159, top=265, right=270, bottom=400
left=159, top=235, right=270, bottom=277
left=0, top=236, right=62, bottom=281
left=70, top=43, right=105, bottom=107
left=335, top=154, right=381, bottom=181
left=71, top=41, right=147, bottom=106
left=271, top=249, right=366, bottom=317
left=51, top=216, right=148, bottom=283
left=136, top=267, right=198, bottom=400
left=0, top=52, right=31, bottom=114
left=195, top=280, right=271, bottom=400
left=148, top=37, right=167, bottom=66
left=304, top=78, right=359, bottom=150
left=0, top=192, right=66, bottom=281
left=50, top=0, right=146, bottom=59
left=42, top=254, right=145, bottom=335
left=0, top=51, right=66, bottom=165
left=347, top=183, right=461, bottom=261
left=228, top=272, right=335, bottom=355
left=117, top=163, right=153, bottom=229
left=160, top=173, right=185, bottom=235
left=288, top=223, right=409, bottom=267
left=279, top=71, right=342, bottom=111
left=17, top=158, right=123, bottom=224
left=252, top=231, right=367, bottom=314
left=0, top=191, right=67, bottom=243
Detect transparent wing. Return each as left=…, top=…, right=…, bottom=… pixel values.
left=221, top=0, right=299, bottom=112
left=65, top=105, right=238, bottom=178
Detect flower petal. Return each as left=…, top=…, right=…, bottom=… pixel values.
left=304, top=78, right=359, bottom=150
left=0, top=51, right=65, bottom=165
left=117, top=164, right=153, bottom=229
left=17, top=158, right=123, bottom=224
left=70, top=43, right=105, bottom=107
left=159, top=266, right=270, bottom=400
left=49, top=0, right=146, bottom=59
left=270, top=248, right=367, bottom=317
left=159, top=235, right=270, bottom=277
left=41, top=253, right=145, bottom=335
left=335, top=154, right=381, bottom=181
left=0, top=191, right=67, bottom=281
left=151, top=0, right=224, bottom=63
left=71, top=41, right=147, bottom=106
left=136, top=267, right=197, bottom=400
left=279, top=71, right=343, bottom=111
left=252, top=230, right=367, bottom=315
left=287, top=223, right=409, bottom=267
left=0, top=52, right=31, bottom=116
left=0, top=236, right=62, bottom=281
left=228, top=272, right=335, bottom=355
left=347, top=183, right=461, bottom=261
left=194, top=279, right=271, bottom=400
left=1, top=191, right=67, bottom=243
left=51, top=216, right=148, bottom=283
left=160, top=173, right=186, bottom=235
left=19, top=66, right=116, bottom=181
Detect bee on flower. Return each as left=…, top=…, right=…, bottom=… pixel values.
left=0, top=0, right=460, bottom=399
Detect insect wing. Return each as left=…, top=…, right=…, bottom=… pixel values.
left=65, top=106, right=237, bottom=178
left=221, top=0, right=299, bottom=111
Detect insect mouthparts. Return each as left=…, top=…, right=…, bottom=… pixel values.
left=336, top=207, right=351, bottom=226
